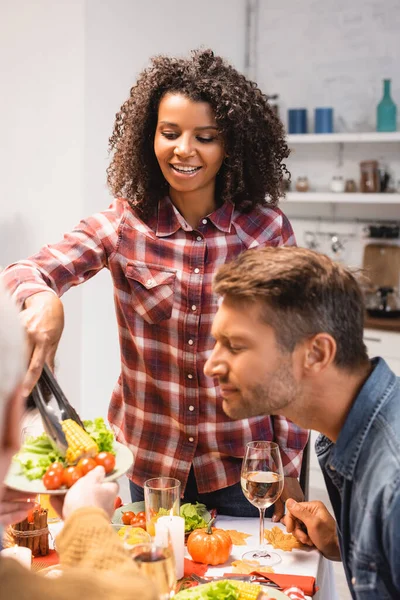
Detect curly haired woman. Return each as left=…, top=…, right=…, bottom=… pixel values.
left=1, top=49, right=307, bottom=517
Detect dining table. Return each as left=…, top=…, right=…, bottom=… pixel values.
left=43, top=515, right=339, bottom=599
left=199, top=515, right=339, bottom=600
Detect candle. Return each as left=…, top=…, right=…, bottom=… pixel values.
left=1, top=545, right=32, bottom=569
left=155, top=515, right=185, bottom=580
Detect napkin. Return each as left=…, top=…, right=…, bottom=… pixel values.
left=224, top=571, right=318, bottom=597
left=183, top=558, right=208, bottom=578
left=32, top=549, right=59, bottom=572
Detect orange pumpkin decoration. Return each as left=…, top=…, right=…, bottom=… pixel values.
left=187, top=518, right=232, bottom=565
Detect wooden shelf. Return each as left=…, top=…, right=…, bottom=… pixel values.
left=286, top=132, right=400, bottom=144
left=284, top=192, right=400, bottom=204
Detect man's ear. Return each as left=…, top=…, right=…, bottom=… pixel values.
left=1, top=384, right=24, bottom=454
left=303, top=333, right=336, bottom=374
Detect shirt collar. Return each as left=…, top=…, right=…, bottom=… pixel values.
left=155, top=196, right=235, bottom=237
left=322, top=358, right=397, bottom=480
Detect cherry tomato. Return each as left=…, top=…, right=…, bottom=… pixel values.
left=47, top=462, right=65, bottom=476
left=136, top=511, right=146, bottom=520
left=77, top=457, right=97, bottom=476
left=131, top=517, right=146, bottom=530
left=43, top=468, right=63, bottom=490
left=94, top=452, right=116, bottom=474
left=122, top=511, right=135, bottom=525
left=63, top=466, right=83, bottom=488
left=114, top=496, right=123, bottom=510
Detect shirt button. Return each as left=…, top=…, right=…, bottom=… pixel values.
left=188, top=437, right=194, bottom=442
left=191, top=305, right=197, bottom=311
left=188, top=339, right=194, bottom=345
left=189, top=405, right=194, bottom=411
left=202, top=219, right=207, bottom=224
left=146, top=278, right=155, bottom=287
left=187, top=374, right=193, bottom=379
left=329, top=465, right=336, bottom=472
left=351, top=577, right=356, bottom=585
left=196, top=236, right=202, bottom=241
left=194, top=267, right=200, bottom=274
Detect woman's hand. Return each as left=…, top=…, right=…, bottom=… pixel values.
left=20, top=291, right=64, bottom=395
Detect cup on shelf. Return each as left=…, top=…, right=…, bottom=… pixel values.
left=314, top=107, right=334, bottom=133
left=288, top=108, right=308, bottom=134
left=330, top=176, right=345, bottom=193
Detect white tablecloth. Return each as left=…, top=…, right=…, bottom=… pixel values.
left=203, top=516, right=338, bottom=600
left=50, top=516, right=338, bottom=599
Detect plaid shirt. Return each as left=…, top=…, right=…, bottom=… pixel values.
left=2, top=197, right=308, bottom=492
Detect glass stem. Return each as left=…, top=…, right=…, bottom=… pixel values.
left=259, top=507, right=266, bottom=546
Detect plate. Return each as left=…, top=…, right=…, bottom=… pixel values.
left=4, top=441, right=133, bottom=495
left=178, top=582, right=290, bottom=599
left=112, top=501, right=145, bottom=524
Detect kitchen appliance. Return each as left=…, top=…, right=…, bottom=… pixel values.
left=365, top=286, right=400, bottom=319
left=362, top=243, right=400, bottom=290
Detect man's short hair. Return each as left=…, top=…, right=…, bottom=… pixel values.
left=0, top=284, right=25, bottom=436
left=213, top=246, right=368, bottom=370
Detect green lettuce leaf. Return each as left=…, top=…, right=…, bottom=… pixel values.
left=83, top=417, right=115, bottom=454
left=174, top=580, right=240, bottom=599
left=14, top=434, right=64, bottom=480
left=180, top=502, right=211, bottom=533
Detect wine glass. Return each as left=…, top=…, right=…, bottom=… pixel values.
left=129, top=543, right=176, bottom=600
left=241, top=441, right=284, bottom=566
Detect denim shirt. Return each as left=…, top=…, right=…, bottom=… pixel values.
left=316, top=358, right=400, bottom=599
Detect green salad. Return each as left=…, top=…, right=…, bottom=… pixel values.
left=175, top=581, right=240, bottom=599
left=14, top=417, right=114, bottom=480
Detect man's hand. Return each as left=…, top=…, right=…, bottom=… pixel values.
left=284, top=498, right=341, bottom=561
left=0, top=488, right=37, bottom=526
left=272, top=477, right=304, bottom=522
left=50, top=466, right=118, bottom=520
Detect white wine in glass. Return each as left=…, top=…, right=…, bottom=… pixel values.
left=241, top=441, right=284, bottom=566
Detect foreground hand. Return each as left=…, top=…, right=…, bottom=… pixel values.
left=272, top=477, right=304, bottom=522
left=51, top=466, right=118, bottom=520
left=284, top=498, right=341, bottom=561
left=0, top=488, right=37, bottom=526
left=20, top=291, right=64, bottom=396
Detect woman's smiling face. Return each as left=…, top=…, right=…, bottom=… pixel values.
left=154, top=93, right=225, bottom=199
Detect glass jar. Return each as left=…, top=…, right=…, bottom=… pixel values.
left=345, top=179, right=357, bottom=193
left=295, top=176, right=309, bottom=192
left=330, top=176, right=345, bottom=193
left=360, top=161, right=380, bottom=193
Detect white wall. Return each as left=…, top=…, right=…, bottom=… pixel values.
left=0, top=0, right=85, bottom=408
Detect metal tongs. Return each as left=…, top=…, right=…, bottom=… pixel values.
left=31, top=363, right=84, bottom=455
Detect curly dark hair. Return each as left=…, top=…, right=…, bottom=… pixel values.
left=107, top=48, right=290, bottom=221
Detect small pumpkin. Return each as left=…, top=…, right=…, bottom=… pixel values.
left=186, top=518, right=232, bottom=565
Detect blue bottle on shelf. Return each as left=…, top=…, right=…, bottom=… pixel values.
left=376, top=79, right=397, bottom=132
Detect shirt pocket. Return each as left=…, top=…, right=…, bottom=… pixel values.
left=125, top=261, right=177, bottom=324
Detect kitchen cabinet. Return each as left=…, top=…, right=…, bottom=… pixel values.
left=363, top=328, right=400, bottom=376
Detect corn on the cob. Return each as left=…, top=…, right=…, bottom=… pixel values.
left=234, top=581, right=262, bottom=600
left=61, top=419, right=98, bottom=464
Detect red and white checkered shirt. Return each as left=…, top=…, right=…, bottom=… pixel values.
left=2, top=197, right=308, bottom=492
